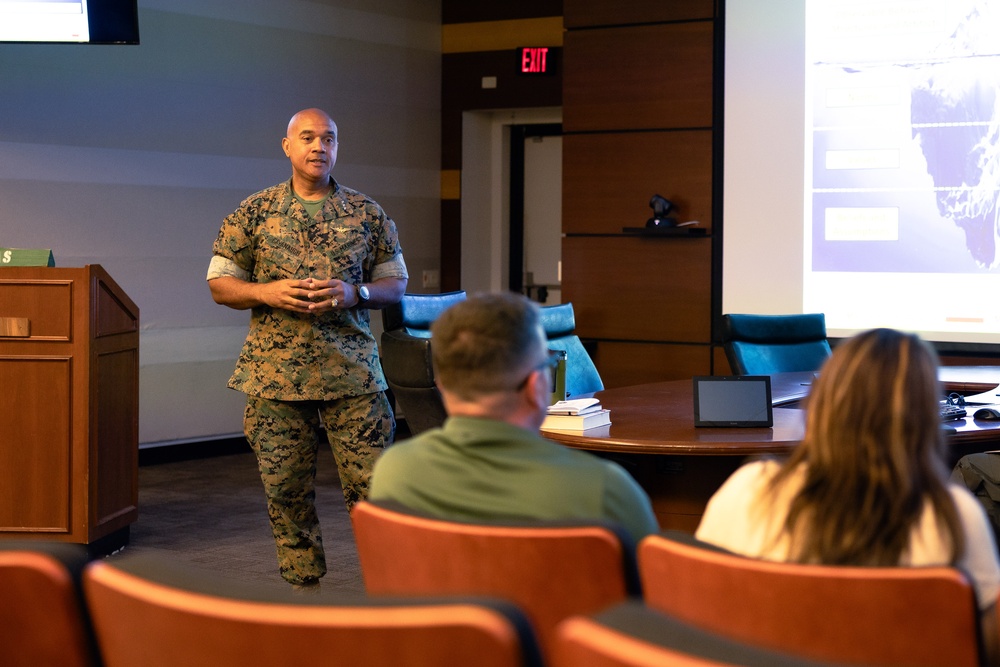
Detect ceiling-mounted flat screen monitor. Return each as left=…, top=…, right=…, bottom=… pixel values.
left=0, top=0, right=139, bottom=44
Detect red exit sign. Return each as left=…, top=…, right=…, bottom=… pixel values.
left=518, top=47, right=558, bottom=75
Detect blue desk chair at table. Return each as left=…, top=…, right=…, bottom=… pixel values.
left=381, top=291, right=468, bottom=339
left=380, top=291, right=466, bottom=436
left=721, top=313, right=831, bottom=376
left=539, top=302, right=604, bottom=399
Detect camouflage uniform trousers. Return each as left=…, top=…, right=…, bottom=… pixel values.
left=244, top=391, right=394, bottom=585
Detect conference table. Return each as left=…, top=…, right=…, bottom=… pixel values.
left=542, top=367, right=1000, bottom=531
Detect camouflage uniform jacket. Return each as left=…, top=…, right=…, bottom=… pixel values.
left=211, top=178, right=406, bottom=401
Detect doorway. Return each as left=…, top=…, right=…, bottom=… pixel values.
left=460, top=108, right=563, bottom=298
left=510, top=123, right=562, bottom=304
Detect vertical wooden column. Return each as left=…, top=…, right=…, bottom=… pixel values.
left=562, top=0, right=719, bottom=387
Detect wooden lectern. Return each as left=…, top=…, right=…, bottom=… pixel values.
left=0, top=265, right=139, bottom=552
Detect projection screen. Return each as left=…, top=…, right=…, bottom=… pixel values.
left=723, top=0, right=1000, bottom=347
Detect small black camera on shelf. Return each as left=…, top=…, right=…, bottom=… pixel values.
left=646, top=194, right=679, bottom=228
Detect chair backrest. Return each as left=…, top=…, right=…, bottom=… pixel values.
left=381, top=291, right=467, bottom=338
left=83, top=552, right=542, bottom=667
left=351, top=500, right=640, bottom=663
left=380, top=291, right=466, bottom=435
left=637, top=531, right=981, bottom=667
left=721, top=313, right=831, bottom=375
left=540, top=302, right=604, bottom=397
left=0, top=542, right=98, bottom=667
left=554, top=601, right=837, bottom=667
left=379, top=329, right=446, bottom=435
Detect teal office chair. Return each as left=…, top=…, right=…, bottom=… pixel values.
left=380, top=292, right=467, bottom=435
left=539, top=303, right=604, bottom=398
left=381, top=291, right=468, bottom=339
left=721, top=313, right=831, bottom=376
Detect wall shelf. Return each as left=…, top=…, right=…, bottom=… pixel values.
left=622, top=226, right=709, bottom=238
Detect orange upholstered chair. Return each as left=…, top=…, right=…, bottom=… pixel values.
left=351, top=500, right=640, bottom=662
left=0, top=542, right=98, bottom=667
left=554, top=600, right=838, bottom=667
left=83, top=552, right=542, bottom=667
left=637, top=531, right=981, bottom=667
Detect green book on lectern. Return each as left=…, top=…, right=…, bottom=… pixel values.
left=0, top=248, right=55, bottom=267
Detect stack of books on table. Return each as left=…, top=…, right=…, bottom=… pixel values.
left=541, top=398, right=611, bottom=431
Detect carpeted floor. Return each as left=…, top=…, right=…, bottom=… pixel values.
left=111, top=440, right=366, bottom=596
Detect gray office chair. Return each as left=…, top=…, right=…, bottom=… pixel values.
left=721, top=313, right=831, bottom=375
left=380, top=292, right=467, bottom=436
left=540, top=303, right=604, bottom=398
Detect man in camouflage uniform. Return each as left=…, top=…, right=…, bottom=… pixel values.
left=207, top=108, right=407, bottom=586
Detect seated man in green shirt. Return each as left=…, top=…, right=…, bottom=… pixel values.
left=369, top=291, right=659, bottom=544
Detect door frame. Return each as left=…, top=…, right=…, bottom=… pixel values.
left=460, top=107, right=562, bottom=296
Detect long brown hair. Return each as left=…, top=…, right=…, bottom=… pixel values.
left=769, top=328, right=964, bottom=565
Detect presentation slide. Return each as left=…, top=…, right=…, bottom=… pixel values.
left=0, top=0, right=89, bottom=43
left=723, top=0, right=1000, bottom=346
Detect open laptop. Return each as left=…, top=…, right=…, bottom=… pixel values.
left=693, top=375, right=774, bottom=427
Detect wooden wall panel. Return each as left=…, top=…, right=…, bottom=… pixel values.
left=563, top=130, right=712, bottom=234
left=562, top=2, right=719, bottom=387
left=440, top=200, right=462, bottom=292
left=563, top=21, right=714, bottom=132
left=443, top=51, right=563, bottom=112
left=565, top=0, right=715, bottom=28
left=562, top=236, right=711, bottom=342
left=444, top=0, right=563, bottom=24
left=713, top=345, right=731, bottom=375
left=594, top=341, right=711, bottom=388
left=441, top=108, right=464, bottom=169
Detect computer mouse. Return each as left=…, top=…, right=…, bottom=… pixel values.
left=973, top=408, right=1000, bottom=421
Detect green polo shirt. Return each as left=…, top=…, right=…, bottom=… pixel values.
left=369, top=416, right=659, bottom=544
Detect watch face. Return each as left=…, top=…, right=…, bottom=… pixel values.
left=359, top=285, right=370, bottom=301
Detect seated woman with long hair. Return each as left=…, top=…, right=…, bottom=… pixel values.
left=696, top=328, right=1000, bottom=660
